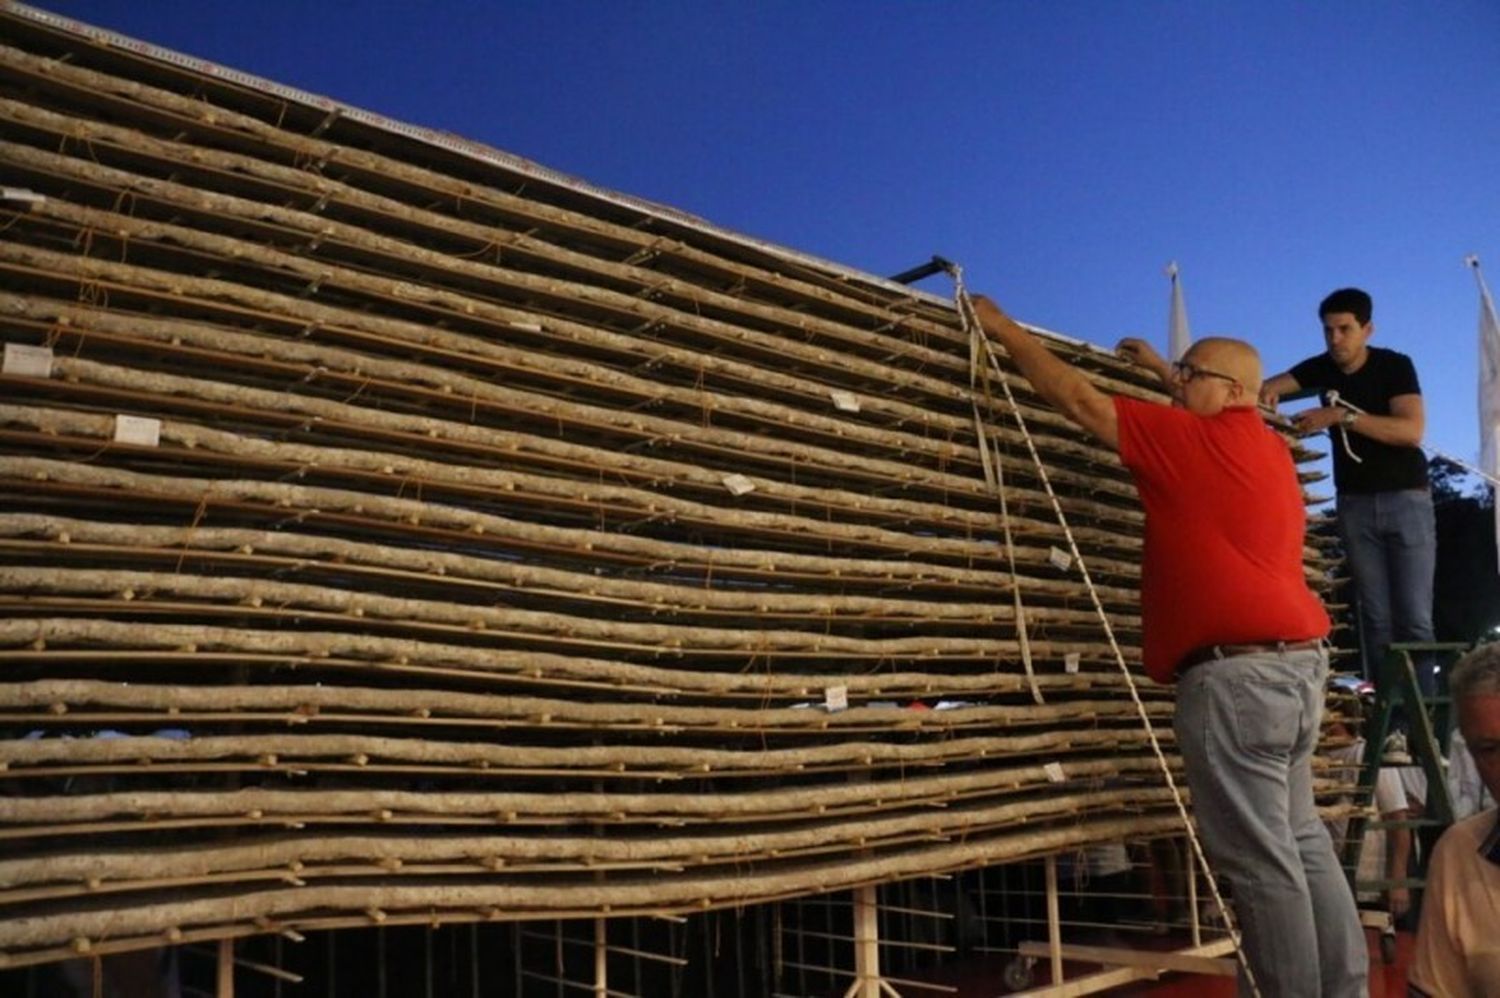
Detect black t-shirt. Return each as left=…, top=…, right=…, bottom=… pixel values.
left=1288, top=346, right=1427, bottom=494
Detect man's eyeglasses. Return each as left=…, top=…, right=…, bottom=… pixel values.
left=1171, top=360, right=1239, bottom=387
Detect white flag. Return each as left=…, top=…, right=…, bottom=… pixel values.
left=1471, top=255, right=1500, bottom=564
left=1166, top=261, right=1191, bottom=362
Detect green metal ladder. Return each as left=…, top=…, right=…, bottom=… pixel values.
left=1338, top=640, right=1470, bottom=957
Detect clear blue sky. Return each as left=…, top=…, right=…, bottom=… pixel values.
left=41, top=0, right=1500, bottom=478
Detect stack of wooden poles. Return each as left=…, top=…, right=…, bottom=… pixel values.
left=0, top=4, right=1343, bottom=970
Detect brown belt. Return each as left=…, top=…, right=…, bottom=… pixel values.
left=1178, top=638, right=1324, bottom=673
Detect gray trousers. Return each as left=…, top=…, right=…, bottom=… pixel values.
left=1174, top=648, right=1368, bottom=997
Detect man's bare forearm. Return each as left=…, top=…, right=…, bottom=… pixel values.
left=1348, top=411, right=1424, bottom=448
left=973, top=298, right=1104, bottom=427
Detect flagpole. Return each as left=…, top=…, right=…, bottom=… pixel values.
left=1166, top=261, right=1191, bottom=362
left=1468, top=253, right=1500, bottom=567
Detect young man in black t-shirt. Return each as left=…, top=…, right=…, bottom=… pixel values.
left=1261, top=287, right=1436, bottom=692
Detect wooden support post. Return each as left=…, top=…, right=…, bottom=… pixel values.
left=1045, top=855, right=1063, bottom=987
left=217, top=938, right=234, bottom=998
left=594, top=917, right=607, bottom=998
left=844, top=756, right=901, bottom=998
left=844, top=884, right=882, bottom=998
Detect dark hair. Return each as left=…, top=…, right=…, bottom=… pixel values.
left=1330, top=695, right=1368, bottom=738
left=1318, top=288, right=1372, bottom=325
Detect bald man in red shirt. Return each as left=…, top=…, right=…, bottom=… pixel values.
left=972, top=296, right=1365, bottom=998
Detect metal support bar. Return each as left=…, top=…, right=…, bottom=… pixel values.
left=887, top=256, right=954, bottom=286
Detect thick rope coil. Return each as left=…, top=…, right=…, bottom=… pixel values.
left=948, top=268, right=1261, bottom=997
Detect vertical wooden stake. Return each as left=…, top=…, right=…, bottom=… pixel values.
left=1045, top=855, right=1062, bottom=986
left=217, top=938, right=235, bottom=998
left=846, top=884, right=881, bottom=998
left=594, top=917, right=608, bottom=998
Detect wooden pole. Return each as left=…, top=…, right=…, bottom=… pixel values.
left=216, top=938, right=234, bottom=998
left=848, top=884, right=881, bottom=998
left=594, top=917, right=607, bottom=997
left=1045, top=855, right=1062, bottom=987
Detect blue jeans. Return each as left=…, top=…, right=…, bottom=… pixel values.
left=1336, top=489, right=1437, bottom=693
left=1174, top=649, right=1367, bottom=997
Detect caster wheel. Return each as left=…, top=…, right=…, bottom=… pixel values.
left=1003, top=955, right=1036, bottom=990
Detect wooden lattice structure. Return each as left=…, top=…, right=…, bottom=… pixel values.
left=0, top=2, right=1342, bottom=983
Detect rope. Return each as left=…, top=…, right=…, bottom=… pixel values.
left=947, top=269, right=1261, bottom=996
left=1322, top=392, right=1500, bottom=488
left=1323, top=390, right=1364, bottom=465
left=965, top=303, right=1043, bottom=705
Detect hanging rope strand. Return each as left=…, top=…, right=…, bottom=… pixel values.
left=1318, top=391, right=1500, bottom=488
left=1322, top=391, right=1365, bottom=465
left=947, top=268, right=1262, bottom=997
left=966, top=302, right=1044, bottom=705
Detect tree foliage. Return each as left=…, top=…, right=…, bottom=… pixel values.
left=1430, top=457, right=1500, bottom=644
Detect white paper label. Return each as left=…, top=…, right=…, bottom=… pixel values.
left=722, top=474, right=756, bottom=496
left=829, top=390, right=861, bottom=413
left=1064, top=653, right=1081, bottom=674
left=824, top=685, right=848, bottom=712
left=1048, top=546, right=1073, bottom=571
left=0, top=187, right=45, bottom=204
left=113, top=415, right=161, bottom=447
left=1043, top=761, right=1066, bottom=783
left=3, top=343, right=54, bottom=377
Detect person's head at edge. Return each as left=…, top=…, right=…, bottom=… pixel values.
left=1318, top=287, right=1375, bottom=374
left=1449, top=644, right=1500, bottom=806
left=1169, top=337, right=1262, bottom=416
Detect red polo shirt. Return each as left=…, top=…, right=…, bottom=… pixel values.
left=1114, top=397, right=1330, bottom=683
